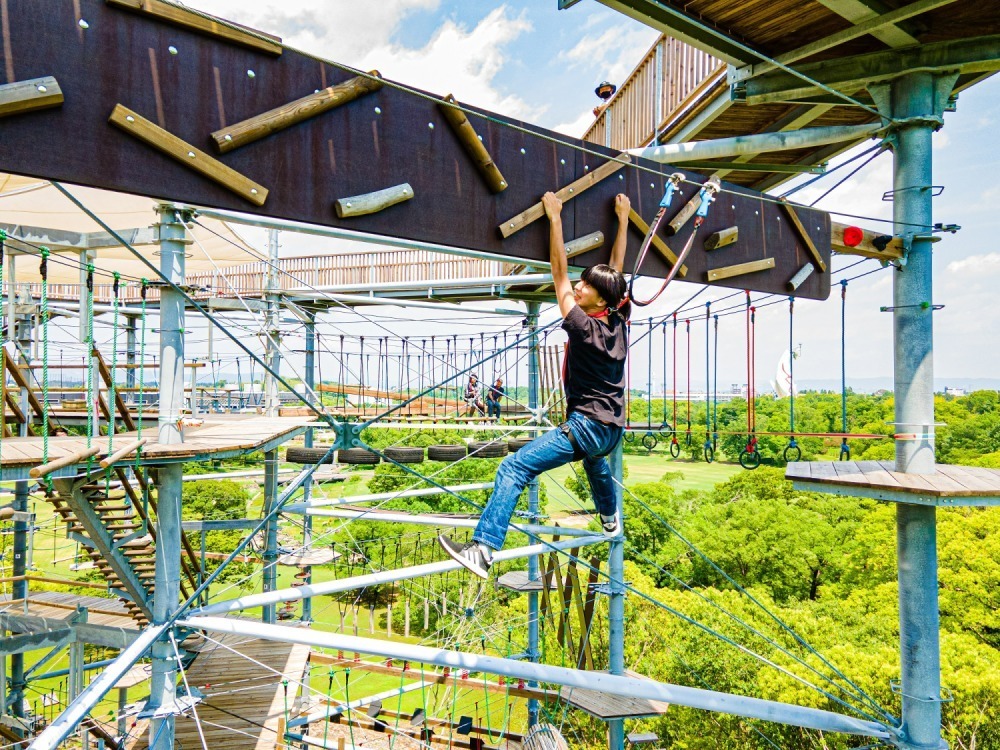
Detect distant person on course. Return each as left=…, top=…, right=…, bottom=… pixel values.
left=439, top=192, right=632, bottom=578
left=486, top=377, right=505, bottom=420
left=464, top=374, right=485, bottom=416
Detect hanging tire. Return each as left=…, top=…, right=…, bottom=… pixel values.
left=383, top=447, right=425, bottom=464
left=468, top=441, right=509, bottom=459
left=508, top=438, right=532, bottom=452
left=783, top=444, right=802, bottom=463
left=337, top=448, right=381, bottom=465
left=427, top=444, right=468, bottom=462
left=669, top=440, right=680, bottom=458
left=285, top=447, right=336, bottom=465
left=641, top=433, right=657, bottom=451
left=739, top=450, right=761, bottom=470
left=704, top=443, right=714, bottom=463
left=623, top=431, right=635, bottom=444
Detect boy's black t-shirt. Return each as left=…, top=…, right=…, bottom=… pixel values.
left=561, top=305, right=629, bottom=427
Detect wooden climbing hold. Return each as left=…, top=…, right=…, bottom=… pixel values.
left=787, top=263, right=815, bottom=291
left=335, top=183, right=413, bottom=218
left=704, top=225, right=738, bottom=250
left=706, top=257, right=775, bottom=282
left=498, top=155, right=631, bottom=238
left=109, top=104, right=269, bottom=206
left=438, top=94, right=508, bottom=193
left=778, top=197, right=827, bottom=272
left=212, top=72, right=384, bottom=153
left=628, top=208, right=688, bottom=277
left=666, top=174, right=721, bottom=237
left=107, top=0, right=283, bottom=56
left=565, top=230, right=604, bottom=260
left=0, top=76, right=63, bottom=119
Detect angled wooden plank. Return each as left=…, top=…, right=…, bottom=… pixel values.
left=499, top=156, right=630, bottom=238
left=779, top=198, right=827, bottom=272
left=0, top=76, right=63, bottom=118
left=106, top=0, right=283, bottom=55
left=109, top=104, right=269, bottom=206
left=706, top=257, right=775, bottom=282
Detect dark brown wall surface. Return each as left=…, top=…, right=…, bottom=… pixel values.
left=0, top=0, right=830, bottom=300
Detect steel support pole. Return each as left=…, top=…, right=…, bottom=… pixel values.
left=607, top=439, right=626, bottom=750
left=262, top=449, right=279, bottom=624
left=125, top=316, right=137, bottom=393
left=264, top=229, right=281, bottom=418
left=525, top=302, right=541, bottom=728
left=301, top=312, right=316, bottom=624
left=147, top=204, right=189, bottom=750
left=890, top=72, right=943, bottom=750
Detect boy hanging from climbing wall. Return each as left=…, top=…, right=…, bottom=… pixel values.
left=439, top=192, right=632, bottom=578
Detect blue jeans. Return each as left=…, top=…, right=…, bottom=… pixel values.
left=472, top=412, right=623, bottom=551
left=486, top=398, right=501, bottom=418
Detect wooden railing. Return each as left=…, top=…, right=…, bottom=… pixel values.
left=21, top=249, right=505, bottom=304
left=583, top=35, right=722, bottom=151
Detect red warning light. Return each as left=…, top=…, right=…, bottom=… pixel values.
left=843, top=226, right=864, bottom=247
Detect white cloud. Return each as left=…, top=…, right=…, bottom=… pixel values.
left=354, top=7, right=536, bottom=119
left=551, top=107, right=599, bottom=138
left=933, top=130, right=950, bottom=150
left=946, top=252, right=1000, bottom=274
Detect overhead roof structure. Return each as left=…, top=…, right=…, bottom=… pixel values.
left=580, top=0, right=1000, bottom=190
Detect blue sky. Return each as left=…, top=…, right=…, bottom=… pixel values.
left=184, top=0, right=999, bottom=390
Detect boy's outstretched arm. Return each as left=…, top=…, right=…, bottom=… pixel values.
left=609, top=193, right=631, bottom=273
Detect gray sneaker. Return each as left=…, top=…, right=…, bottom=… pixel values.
left=600, top=511, right=622, bottom=538
left=438, top=534, right=492, bottom=579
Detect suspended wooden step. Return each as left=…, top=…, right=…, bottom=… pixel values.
left=559, top=670, right=670, bottom=719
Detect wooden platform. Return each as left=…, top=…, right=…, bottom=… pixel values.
left=559, top=670, right=669, bottom=720
left=786, top=461, right=1000, bottom=506
left=129, top=633, right=311, bottom=750
left=496, top=571, right=560, bottom=593
left=0, top=415, right=316, bottom=472
left=0, top=591, right=138, bottom=630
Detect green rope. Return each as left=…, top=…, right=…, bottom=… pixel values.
left=321, top=669, right=334, bottom=749
left=136, top=279, right=147, bottom=462
left=40, top=248, right=51, bottom=489
left=108, top=273, right=120, bottom=455
left=281, top=679, right=289, bottom=749
left=344, top=668, right=357, bottom=748
left=85, top=264, right=95, bottom=470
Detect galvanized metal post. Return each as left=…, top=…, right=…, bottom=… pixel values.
left=525, top=302, right=541, bottom=728
left=890, top=71, right=943, bottom=750
left=125, top=315, right=137, bottom=393
left=607, top=439, right=626, bottom=750
left=262, top=449, right=279, bottom=624
left=264, top=229, right=281, bottom=418
left=147, top=203, right=190, bottom=750
left=301, top=312, right=316, bottom=624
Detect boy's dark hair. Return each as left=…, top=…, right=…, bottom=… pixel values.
left=581, top=264, right=630, bottom=319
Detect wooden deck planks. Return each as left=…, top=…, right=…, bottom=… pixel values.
left=129, top=634, right=310, bottom=750
left=786, top=461, right=1000, bottom=499
left=0, top=416, right=316, bottom=468
left=559, top=670, right=669, bottom=719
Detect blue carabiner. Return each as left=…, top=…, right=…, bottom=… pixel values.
left=695, top=183, right=717, bottom=218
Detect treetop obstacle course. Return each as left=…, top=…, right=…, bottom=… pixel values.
left=1, top=1, right=999, bottom=750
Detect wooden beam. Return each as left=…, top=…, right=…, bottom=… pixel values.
left=734, top=0, right=959, bottom=80
left=109, top=104, right=269, bottom=206
left=4, top=348, right=50, bottom=426
left=704, top=226, right=738, bottom=250
left=831, top=221, right=903, bottom=260
left=335, top=184, right=414, bottom=218
left=106, top=0, right=283, bottom=55
left=92, top=347, right=136, bottom=431
left=817, top=0, right=920, bottom=47
left=211, top=73, right=384, bottom=153
left=498, top=156, right=630, bottom=238
left=779, top=198, right=827, bottom=272
left=706, top=257, right=775, bottom=282
left=628, top=209, right=688, bottom=278
left=439, top=94, right=508, bottom=193
left=0, top=76, right=63, bottom=119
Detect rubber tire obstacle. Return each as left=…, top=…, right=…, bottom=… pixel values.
left=285, top=447, right=335, bottom=465
left=468, top=441, right=509, bottom=459
left=427, top=444, right=468, bottom=462
left=383, top=447, right=425, bottom=464
left=338, top=448, right=381, bottom=465
left=508, top=438, right=532, bottom=452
